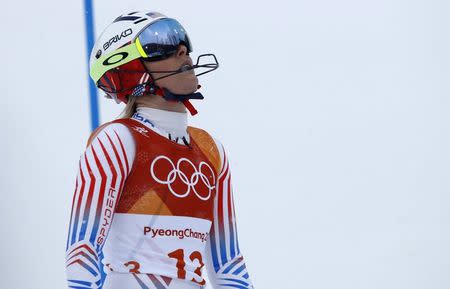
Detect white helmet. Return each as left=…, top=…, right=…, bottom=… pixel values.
left=89, top=11, right=166, bottom=69
left=89, top=11, right=218, bottom=115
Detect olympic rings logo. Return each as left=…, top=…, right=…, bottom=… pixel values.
left=150, top=155, right=216, bottom=201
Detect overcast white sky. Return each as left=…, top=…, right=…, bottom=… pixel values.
left=2, top=0, right=450, bottom=289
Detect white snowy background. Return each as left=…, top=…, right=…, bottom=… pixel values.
left=2, top=0, right=450, bottom=289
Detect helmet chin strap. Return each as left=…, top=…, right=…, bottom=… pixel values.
left=149, top=83, right=204, bottom=116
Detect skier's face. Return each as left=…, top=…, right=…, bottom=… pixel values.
left=143, top=44, right=199, bottom=95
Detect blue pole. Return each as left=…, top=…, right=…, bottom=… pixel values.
left=83, top=0, right=100, bottom=131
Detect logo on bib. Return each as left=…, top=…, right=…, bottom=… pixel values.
left=132, top=126, right=150, bottom=137
left=150, top=155, right=216, bottom=201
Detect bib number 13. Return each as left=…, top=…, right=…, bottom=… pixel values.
left=168, top=249, right=205, bottom=285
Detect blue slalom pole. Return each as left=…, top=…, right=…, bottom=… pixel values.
left=83, top=0, right=100, bottom=131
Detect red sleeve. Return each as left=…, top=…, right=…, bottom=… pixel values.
left=65, top=123, right=135, bottom=289
left=204, top=141, right=255, bottom=289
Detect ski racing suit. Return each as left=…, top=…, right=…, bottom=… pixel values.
left=65, top=107, right=254, bottom=289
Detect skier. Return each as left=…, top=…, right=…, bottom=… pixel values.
left=65, top=11, right=255, bottom=289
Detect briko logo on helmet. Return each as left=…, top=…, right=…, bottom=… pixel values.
left=103, top=28, right=133, bottom=51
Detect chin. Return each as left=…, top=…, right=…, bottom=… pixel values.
left=170, top=86, right=198, bottom=95
left=165, top=74, right=198, bottom=94
left=179, top=80, right=199, bottom=94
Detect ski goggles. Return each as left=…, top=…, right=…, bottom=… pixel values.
left=90, top=18, right=193, bottom=83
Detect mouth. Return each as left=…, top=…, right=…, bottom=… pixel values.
left=180, top=60, right=193, bottom=72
